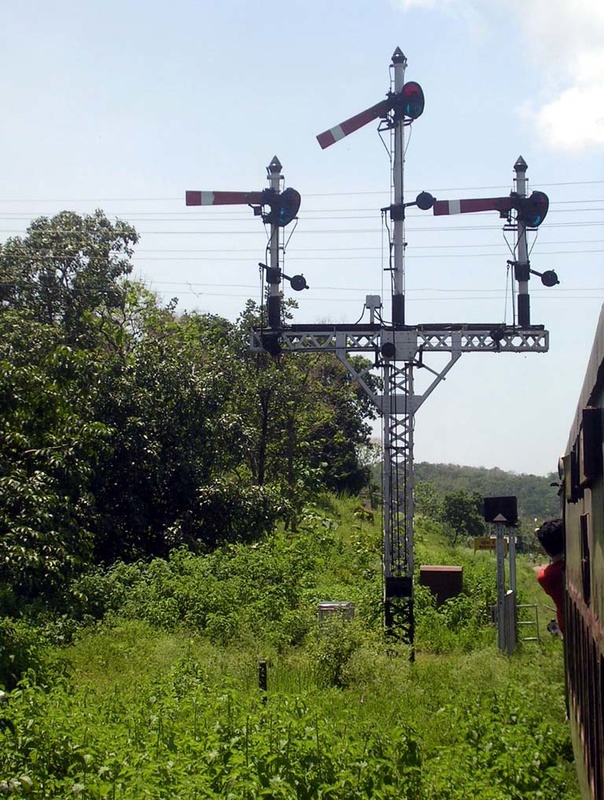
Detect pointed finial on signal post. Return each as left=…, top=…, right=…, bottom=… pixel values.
left=514, top=156, right=528, bottom=173
left=268, top=156, right=282, bottom=174
left=392, top=46, right=407, bottom=64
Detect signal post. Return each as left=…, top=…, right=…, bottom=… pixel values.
left=188, top=48, right=557, bottom=649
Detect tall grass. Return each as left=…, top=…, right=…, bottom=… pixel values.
left=0, top=496, right=579, bottom=798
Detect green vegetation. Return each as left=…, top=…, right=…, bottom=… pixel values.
left=0, top=212, right=376, bottom=604
left=0, top=501, right=579, bottom=798
left=0, top=213, right=579, bottom=797
left=412, top=464, right=561, bottom=553
left=414, top=462, right=560, bottom=522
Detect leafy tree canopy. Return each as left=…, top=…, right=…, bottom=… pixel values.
left=0, top=212, right=376, bottom=601
left=414, top=462, right=559, bottom=522
left=439, top=489, right=486, bottom=543
left=0, top=210, right=138, bottom=346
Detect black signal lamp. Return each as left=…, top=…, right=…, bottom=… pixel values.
left=381, top=341, right=396, bottom=360
left=415, top=191, right=435, bottom=210
left=262, top=187, right=301, bottom=227
left=259, top=263, right=309, bottom=292
left=539, top=270, right=559, bottom=287
left=288, top=274, right=308, bottom=292
left=518, top=191, right=549, bottom=227
left=401, top=81, right=425, bottom=119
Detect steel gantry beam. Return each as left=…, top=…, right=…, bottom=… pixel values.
left=251, top=322, right=549, bottom=421
left=251, top=318, right=549, bottom=648
left=251, top=324, right=549, bottom=356
left=189, top=47, right=554, bottom=649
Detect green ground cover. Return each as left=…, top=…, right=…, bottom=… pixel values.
left=0, top=497, right=580, bottom=798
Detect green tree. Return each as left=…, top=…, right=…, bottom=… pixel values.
left=234, top=302, right=377, bottom=505
left=0, top=210, right=137, bottom=346
left=88, top=304, right=254, bottom=561
left=0, top=212, right=139, bottom=591
left=414, top=462, right=559, bottom=523
left=0, top=213, right=381, bottom=587
left=440, top=489, right=485, bottom=544
left=0, top=315, right=110, bottom=598
left=414, top=480, right=442, bottom=521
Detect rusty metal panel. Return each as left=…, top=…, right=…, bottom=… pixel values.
left=419, top=565, right=463, bottom=606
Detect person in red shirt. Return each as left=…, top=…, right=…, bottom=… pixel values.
left=536, top=519, right=565, bottom=635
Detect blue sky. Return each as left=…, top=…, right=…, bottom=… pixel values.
left=1, top=0, right=602, bottom=476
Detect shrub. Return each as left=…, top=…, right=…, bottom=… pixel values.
left=309, top=615, right=363, bottom=688
left=0, top=617, right=61, bottom=690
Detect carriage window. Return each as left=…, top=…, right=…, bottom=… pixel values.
left=580, top=407, right=603, bottom=486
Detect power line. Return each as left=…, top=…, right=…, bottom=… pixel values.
left=2, top=221, right=600, bottom=238
left=0, top=197, right=600, bottom=218
left=0, top=178, right=601, bottom=204
left=1, top=237, right=601, bottom=256
left=0, top=204, right=600, bottom=226
left=1, top=273, right=599, bottom=295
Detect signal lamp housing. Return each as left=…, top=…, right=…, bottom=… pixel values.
left=540, top=270, right=559, bottom=287
left=401, top=81, right=425, bottom=119
left=262, top=187, right=301, bottom=227
left=518, top=191, right=549, bottom=227
left=415, top=191, right=435, bottom=210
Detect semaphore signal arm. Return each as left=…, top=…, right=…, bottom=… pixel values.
left=189, top=47, right=556, bottom=647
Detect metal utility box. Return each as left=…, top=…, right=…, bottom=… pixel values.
left=419, top=566, right=463, bottom=606
left=317, top=602, right=355, bottom=623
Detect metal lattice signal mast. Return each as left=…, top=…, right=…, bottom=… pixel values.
left=185, top=157, right=306, bottom=332
left=187, top=49, right=557, bottom=645
left=432, top=156, right=555, bottom=327
left=312, top=47, right=555, bottom=644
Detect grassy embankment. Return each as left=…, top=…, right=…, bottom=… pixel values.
left=0, top=496, right=580, bottom=798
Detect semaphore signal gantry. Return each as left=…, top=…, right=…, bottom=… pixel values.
left=186, top=156, right=307, bottom=336
left=186, top=48, right=559, bottom=650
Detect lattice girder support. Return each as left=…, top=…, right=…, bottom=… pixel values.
left=383, top=359, right=413, bottom=574
left=382, top=358, right=414, bottom=640
left=251, top=323, right=549, bottom=356
left=250, top=321, right=549, bottom=644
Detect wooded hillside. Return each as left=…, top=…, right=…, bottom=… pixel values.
left=414, top=461, right=560, bottom=521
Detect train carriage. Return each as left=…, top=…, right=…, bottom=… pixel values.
left=562, top=303, right=604, bottom=800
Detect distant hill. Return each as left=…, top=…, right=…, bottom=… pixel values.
left=371, top=461, right=560, bottom=523
left=414, top=462, right=560, bottom=522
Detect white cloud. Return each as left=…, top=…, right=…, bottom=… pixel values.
left=396, top=0, right=604, bottom=152
left=511, top=0, right=604, bottom=151
left=529, top=85, right=604, bottom=151
left=500, top=0, right=604, bottom=152
left=516, top=0, right=604, bottom=72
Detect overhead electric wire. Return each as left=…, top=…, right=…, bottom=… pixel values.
left=126, top=205, right=602, bottom=222
left=1, top=180, right=599, bottom=314
left=1, top=238, right=601, bottom=260
left=22, top=248, right=589, bottom=262
left=1, top=221, right=601, bottom=239
left=0, top=178, right=602, bottom=204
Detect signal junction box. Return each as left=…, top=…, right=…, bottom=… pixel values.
left=419, top=565, right=463, bottom=606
